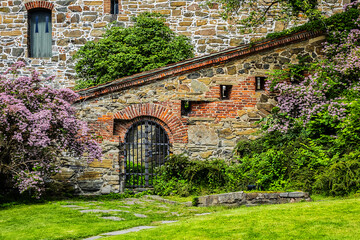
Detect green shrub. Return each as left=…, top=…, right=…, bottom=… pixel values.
left=74, top=12, right=194, bottom=89
left=266, top=8, right=360, bottom=43
left=314, top=152, right=360, bottom=196
left=153, top=155, right=245, bottom=196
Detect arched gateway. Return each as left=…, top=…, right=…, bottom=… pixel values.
left=122, top=120, right=170, bottom=189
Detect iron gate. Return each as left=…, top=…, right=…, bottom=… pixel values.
left=122, top=120, right=170, bottom=188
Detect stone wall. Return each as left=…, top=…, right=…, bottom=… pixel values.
left=56, top=32, right=325, bottom=194
left=197, top=191, right=312, bottom=207
left=0, top=0, right=346, bottom=88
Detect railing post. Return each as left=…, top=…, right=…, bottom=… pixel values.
left=119, top=141, right=126, bottom=193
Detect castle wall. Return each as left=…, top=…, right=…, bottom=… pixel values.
left=0, top=0, right=346, bottom=88
left=55, top=34, right=325, bottom=194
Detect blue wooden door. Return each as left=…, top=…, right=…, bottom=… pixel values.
left=29, top=10, right=52, bottom=58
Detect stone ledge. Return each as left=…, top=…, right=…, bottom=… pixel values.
left=198, top=191, right=311, bottom=207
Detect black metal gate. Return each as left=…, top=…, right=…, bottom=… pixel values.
left=123, top=120, right=170, bottom=189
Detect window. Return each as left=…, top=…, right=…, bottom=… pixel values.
left=28, top=9, right=52, bottom=58
left=255, top=77, right=266, bottom=91
left=181, top=100, right=192, bottom=115
left=111, top=0, right=119, bottom=14
left=220, top=85, right=232, bottom=99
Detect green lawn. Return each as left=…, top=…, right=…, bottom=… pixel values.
left=0, top=196, right=359, bottom=240
left=0, top=197, right=220, bottom=240
left=104, top=198, right=360, bottom=240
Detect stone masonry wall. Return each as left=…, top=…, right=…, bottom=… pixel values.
left=0, top=0, right=347, bottom=88
left=56, top=34, right=325, bottom=194
left=197, top=191, right=312, bottom=207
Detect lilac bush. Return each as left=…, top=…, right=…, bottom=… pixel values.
left=265, top=25, right=360, bottom=134
left=0, top=62, right=102, bottom=198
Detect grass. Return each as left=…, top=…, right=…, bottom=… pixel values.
left=0, top=196, right=222, bottom=240
left=103, top=197, right=360, bottom=240
left=1, top=195, right=359, bottom=240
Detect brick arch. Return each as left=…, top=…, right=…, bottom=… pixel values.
left=114, top=117, right=174, bottom=144
left=25, top=1, right=54, bottom=11
left=114, top=103, right=187, bottom=144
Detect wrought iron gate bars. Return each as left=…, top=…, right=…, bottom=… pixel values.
left=122, top=120, right=170, bottom=189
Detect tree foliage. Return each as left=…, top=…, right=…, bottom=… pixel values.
left=233, top=16, right=360, bottom=196
left=210, top=0, right=347, bottom=31
left=74, top=12, right=194, bottom=89
left=0, top=62, right=102, bottom=198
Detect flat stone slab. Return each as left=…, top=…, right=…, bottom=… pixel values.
left=195, top=213, right=211, bottom=216
left=61, top=205, right=83, bottom=208
left=124, top=200, right=143, bottom=205
left=80, top=209, right=129, bottom=213
left=102, top=226, right=155, bottom=236
left=83, top=236, right=103, bottom=240
left=100, top=217, right=125, bottom=221
left=161, top=220, right=178, bottom=224
left=157, top=204, right=170, bottom=208
left=134, top=213, right=147, bottom=218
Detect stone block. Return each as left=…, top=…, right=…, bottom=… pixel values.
left=235, top=129, right=257, bottom=135
left=227, top=66, right=236, bottom=75
left=63, top=30, right=82, bottom=38
left=84, top=1, right=103, bottom=5
left=179, top=21, right=192, bottom=26
left=187, top=72, right=200, bottom=79
left=172, top=10, right=181, bottom=16
left=171, top=2, right=187, bottom=7
left=53, top=168, right=75, bottom=181
left=279, top=192, right=289, bottom=198
left=154, top=9, right=171, bottom=15
left=101, top=185, right=112, bottom=194
left=89, top=159, right=113, bottom=168
left=191, top=79, right=209, bottom=93
left=288, top=192, right=305, bottom=198
left=0, top=7, right=10, bottom=13
left=195, top=29, right=215, bottom=36
left=69, top=6, right=82, bottom=12
left=78, top=180, right=103, bottom=192
left=71, top=14, right=80, bottom=23
left=0, top=30, right=21, bottom=36
left=57, top=13, right=66, bottom=23
left=82, top=16, right=97, bottom=22
left=200, top=151, right=212, bottom=159
left=196, top=20, right=207, bottom=26
left=56, top=0, right=76, bottom=6
left=188, top=3, right=200, bottom=10
left=59, top=54, right=66, bottom=61
left=78, top=171, right=102, bottom=180
left=12, top=48, right=23, bottom=57
left=188, top=125, right=218, bottom=146
left=207, top=39, right=224, bottom=44
left=91, top=29, right=106, bottom=37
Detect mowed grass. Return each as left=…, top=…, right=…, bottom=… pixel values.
left=0, top=197, right=220, bottom=240
left=104, top=198, right=360, bottom=240
left=1, top=196, right=359, bottom=240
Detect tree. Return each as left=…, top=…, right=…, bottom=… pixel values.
left=233, top=13, right=360, bottom=195
left=74, top=12, right=194, bottom=89
left=210, top=0, right=327, bottom=31
left=0, top=62, right=102, bottom=198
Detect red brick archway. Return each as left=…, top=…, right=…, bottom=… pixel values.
left=114, top=103, right=187, bottom=144
left=25, top=1, right=54, bottom=11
